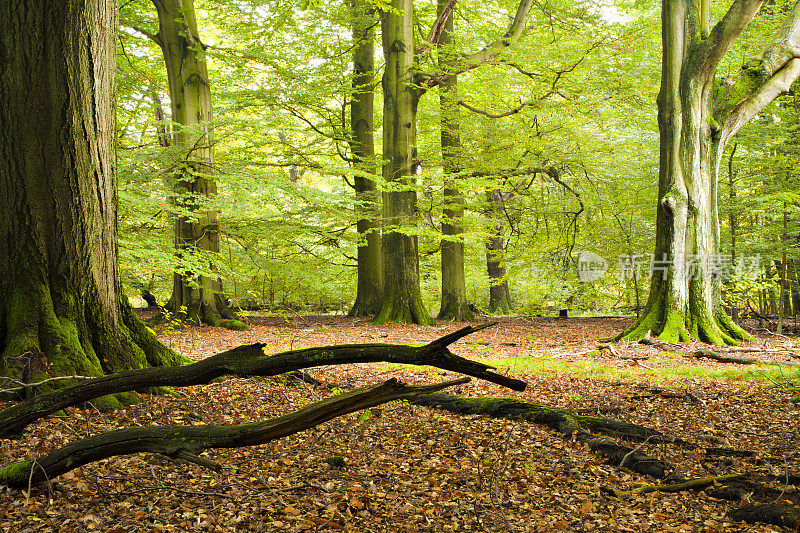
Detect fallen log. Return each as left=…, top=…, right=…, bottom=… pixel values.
left=412, top=394, right=671, bottom=478
left=0, top=324, right=524, bottom=438
left=0, top=377, right=468, bottom=488
left=615, top=473, right=744, bottom=496
left=639, top=335, right=800, bottom=368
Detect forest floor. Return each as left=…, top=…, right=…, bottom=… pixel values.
left=1, top=315, right=799, bottom=532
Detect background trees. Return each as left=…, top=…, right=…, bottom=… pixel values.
left=106, top=0, right=799, bottom=341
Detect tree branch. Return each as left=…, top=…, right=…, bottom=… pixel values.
left=0, top=378, right=468, bottom=488
left=418, top=0, right=534, bottom=88
left=0, top=324, right=525, bottom=438
left=698, top=0, right=763, bottom=79
left=419, top=0, right=457, bottom=54
left=458, top=99, right=537, bottom=118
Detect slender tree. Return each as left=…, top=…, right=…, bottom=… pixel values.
left=0, top=0, right=184, bottom=403
left=485, top=188, right=513, bottom=313
left=375, top=0, right=534, bottom=324
left=621, top=0, right=800, bottom=345
left=132, top=0, right=235, bottom=326
left=348, top=0, right=383, bottom=317
left=437, top=0, right=474, bottom=321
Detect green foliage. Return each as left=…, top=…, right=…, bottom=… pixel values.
left=111, top=0, right=793, bottom=319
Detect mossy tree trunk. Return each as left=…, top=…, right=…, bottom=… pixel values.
left=150, top=0, right=234, bottom=326
left=437, top=0, right=473, bottom=322
left=348, top=0, right=383, bottom=317
left=0, top=0, right=185, bottom=404
left=621, top=0, right=800, bottom=345
left=486, top=189, right=512, bottom=313
left=375, top=0, right=434, bottom=325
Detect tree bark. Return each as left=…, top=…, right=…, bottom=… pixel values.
left=151, top=0, right=235, bottom=327
left=0, top=324, right=526, bottom=438
left=375, top=0, right=434, bottom=325
left=437, top=0, right=473, bottom=322
left=620, top=0, right=800, bottom=345
left=348, top=0, right=383, bottom=317
left=375, top=0, right=534, bottom=324
left=486, top=189, right=512, bottom=313
left=0, top=377, right=468, bottom=488
left=0, top=0, right=185, bottom=406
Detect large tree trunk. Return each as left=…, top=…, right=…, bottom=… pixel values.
left=621, top=0, right=800, bottom=345
left=348, top=0, right=383, bottom=317
left=0, top=0, right=185, bottom=405
left=375, top=0, right=434, bottom=325
left=486, top=189, right=512, bottom=313
left=437, top=0, right=473, bottom=322
left=152, top=0, right=234, bottom=326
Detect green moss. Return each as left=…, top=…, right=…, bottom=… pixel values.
left=452, top=396, right=527, bottom=414
left=0, top=460, right=33, bottom=486
left=220, top=319, right=249, bottom=331
left=89, top=394, right=124, bottom=412
left=790, top=396, right=800, bottom=404
left=323, top=456, right=347, bottom=468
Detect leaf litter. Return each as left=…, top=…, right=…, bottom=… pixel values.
left=1, top=315, right=798, bottom=532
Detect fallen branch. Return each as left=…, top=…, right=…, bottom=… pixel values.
left=412, top=394, right=671, bottom=478
left=639, top=335, right=800, bottom=368
left=0, top=377, right=468, bottom=488
left=616, top=473, right=744, bottom=496
left=0, top=324, right=524, bottom=438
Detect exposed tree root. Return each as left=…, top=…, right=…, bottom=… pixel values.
left=728, top=504, right=800, bottom=530
left=618, top=298, right=753, bottom=346
left=615, top=473, right=744, bottom=496
left=639, top=335, right=800, bottom=368
left=613, top=471, right=800, bottom=529
left=411, top=394, right=671, bottom=478
left=0, top=377, right=468, bottom=488
left=0, top=324, right=525, bottom=438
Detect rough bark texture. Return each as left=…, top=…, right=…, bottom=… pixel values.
left=0, top=378, right=468, bottom=488
left=0, top=324, right=526, bottom=438
left=375, top=0, right=434, bottom=325
left=348, top=0, right=383, bottom=317
left=437, top=0, right=473, bottom=322
left=486, top=189, right=512, bottom=313
left=151, top=0, right=236, bottom=327
left=621, top=0, right=800, bottom=345
left=0, top=0, right=185, bottom=407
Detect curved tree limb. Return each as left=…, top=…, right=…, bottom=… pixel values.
left=0, top=323, right=525, bottom=438
left=698, top=0, right=763, bottom=79
left=0, top=377, right=468, bottom=488
left=717, top=58, right=800, bottom=161
left=417, top=0, right=534, bottom=88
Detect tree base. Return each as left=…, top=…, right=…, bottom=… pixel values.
left=619, top=302, right=754, bottom=346
left=437, top=300, right=474, bottom=322
left=347, top=297, right=382, bottom=318
left=1, top=281, right=187, bottom=404
left=374, top=292, right=434, bottom=325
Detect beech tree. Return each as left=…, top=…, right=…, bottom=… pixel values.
left=621, top=0, right=800, bottom=345
left=348, top=0, right=383, bottom=317
left=0, top=0, right=184, bottom=404
left=375, top=0, right=534, bottom=324
left=128, top=0, right=237, bottom=326
left=437, top=0, right=474, bottom=321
